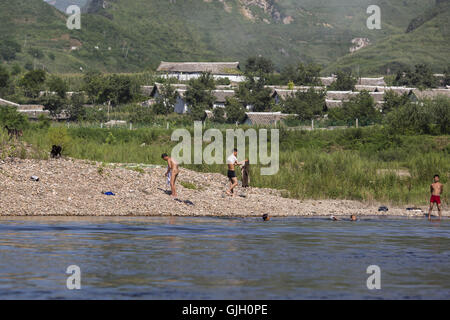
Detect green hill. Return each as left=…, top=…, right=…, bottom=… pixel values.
left=0, top=0, right=444, bottom=74
left=324, top=0, right=450, bottom=75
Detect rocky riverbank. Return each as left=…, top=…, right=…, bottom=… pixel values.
left=0, top=158, right=445, bottom=217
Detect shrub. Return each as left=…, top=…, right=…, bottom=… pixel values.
left=27, top=47, right=45, bottom=59
left=19, top=69, right=47, bottom=98
left=328, top=70, right=357, bottom=91
left=47, top=127, right=71, bottom=154
left=429, top=96, right=450, bottom=134
left=328, top=91, right=380, bottom=126
left=384, top=102, right=431, bottom=134
left=0, top=106, right=29, bottom=130
left=212, top=107, right=226, bottom=123
left=225, top=97, right=246, bottom=124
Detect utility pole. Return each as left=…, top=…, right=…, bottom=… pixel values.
left=108, top=100, right=111, bottom=121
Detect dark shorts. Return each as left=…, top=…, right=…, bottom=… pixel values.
left=227, top=170, right=236, bottom=179
left=430, top=195, right=441, bottom=204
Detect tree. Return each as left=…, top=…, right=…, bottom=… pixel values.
left=82, top=71, right=104, bottom=103
left=0, top=39, right=21, bottom=61
left=282, top=88, right=326, bottom=120
left=251, top=86, right=274, bottom=112
left=382, top=90, right=410, bottom=114
left=11, top=64, right=22, bottom=76
left=0, top=65, right=9, bottom=88
left=128, top=105, right=155, bottom=124
left=185, top=72, right=216, bottom=119
left=329, top=91, right=380, bottom=126
left=280, top=63, right=322, bottom=86
left=82, top=72, right=136, bottom=105
left=66, top=93, right=86, bottom=121
left=106, top=74, right=135, bottom=106
left=216, top=77, right=231, bottom=85
left=189, top=103, right=208, bottom=121
left=24, top=62, right=33, bottom=71
left=329, top=71, right=357, bottom=91
left=47, top=75, right=68, bottom=99
left=225, top=97, right=246, bottom=124
left=0, top=106, right=29, bottom=130
left=443, top=66, right=450, bottom=86
left=195, top=72, right=216, bottom=90
left=41, top=94, right=66, bottom=117
left=212, top=107, right=226, bottom=123
left=384, top=101, right=431, bottom=134
left=245, top=56, right=274, bottom=76
left=0, top=65, right=12, bottom=97
left=429, top=96, right=450, bottom=134
left=153, top=83, right=177, bottom=115
left=235, top=78, right=274, bottom=112
left=19, top=69, right=46, bottom=98
left=394, top=64, right=438, bottom=88
left=27, top=47, right=45, bottom=59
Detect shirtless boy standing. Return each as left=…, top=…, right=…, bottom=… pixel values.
left=428, top=174, right=444, bottom=221
left=226, top=148, right=245, bottom=196
left=162, top=153, right=179, bottom=198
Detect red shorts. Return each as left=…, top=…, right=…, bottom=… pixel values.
left=430, top=195, right=441, bottom=204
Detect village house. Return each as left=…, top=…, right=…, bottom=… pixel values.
left=325, top=99, right=343, bottom=109
left=0, top=98, right=20, bottom=108
left=211, top=90, right=236, bottom=109
left=145, top=83, right=232, bottom=98
left=204, top=110, right=293, bottom=126
left=156, top=61, right=246, bottom=82
left=141, top=80, right=450, bottom=118
left=319, top=77, right=336, bottom=86
left=357, top=77, right=386, bottom=86
left=268, top=86, right=326, bottom=104
left=16, top=104, right=49, bottom=120
left=271, top=89, right=297, bottom=104
left=270, top=87, right=385, bottom=109
left=354, top=85, right=416, bottom=94
left=243, top=112, right=293, bottom=126
left=411, top=88, right=450, bottom=100
left=320, top=76, right=386, bottom=87
left=146, top=83, right=240, bottom=113
left=0, top=98, right=49, bottom=119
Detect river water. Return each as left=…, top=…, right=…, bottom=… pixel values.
left=0, top=216, right=448, bottom=299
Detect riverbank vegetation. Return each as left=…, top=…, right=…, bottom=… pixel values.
left=1, top=119, right=447, bottom=206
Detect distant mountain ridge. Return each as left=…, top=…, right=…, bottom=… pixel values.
left=325, top=0, right=450, bottom=74
left=406, top=0, right=449, bottom=32
left=0, top=0, right=446, bottom=74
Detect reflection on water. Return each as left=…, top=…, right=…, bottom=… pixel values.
left=0, top=216, right=449, bottom=299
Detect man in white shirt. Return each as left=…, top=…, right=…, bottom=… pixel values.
left=226, top=148, right=245, bottom=196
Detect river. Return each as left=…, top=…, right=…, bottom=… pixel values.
left=0, top=216, right=448, bottom=299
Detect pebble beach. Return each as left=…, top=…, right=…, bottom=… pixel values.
left=0, top=157, right=446, bottom=218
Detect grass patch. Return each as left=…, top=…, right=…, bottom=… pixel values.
left=180, top=181, right=198, bottom=190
